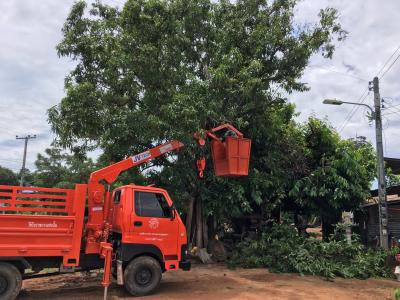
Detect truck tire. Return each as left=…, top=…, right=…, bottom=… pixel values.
left=0, top=262, right=22, bottom=300
left=124, top=256, right=162, bottom=296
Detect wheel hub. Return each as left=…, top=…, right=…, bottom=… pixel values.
left=0, top=275, right=8, bottom=295
left=135, top=268, right=152, bottom=286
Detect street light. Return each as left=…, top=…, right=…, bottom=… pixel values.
left=323, top=99, right=343, bottom=105
left=323, top=99, right=375, bottom=117
left=323, top=77, right=388, bottom=250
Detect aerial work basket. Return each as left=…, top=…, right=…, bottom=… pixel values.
left=208, top=124, right=251, bottom=177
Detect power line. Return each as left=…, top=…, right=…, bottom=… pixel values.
left=380, top=52, right=400, bottom=80
left=382, top=102, right=400, bottom=110
left=376, top=44, right=400, bottom=77
left=0, top=158, right=23, bottom=163
left=339, top=43, right=400, bottom=132
left=383, top=109, right=400, bottom=117
left=383, top=103, right=400, bottom=116
left=384, top=105, right=400, bottom=115
left=382, top=126, right=387, bottom=154
left=338, top=88, right=369, bottom=133
left=309, top=65, right=368, bottom=82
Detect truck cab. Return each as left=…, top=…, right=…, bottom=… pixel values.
left=110, top=184, right=190, bottom=295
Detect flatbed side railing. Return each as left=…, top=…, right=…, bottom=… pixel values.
left=0, top=185, right=75, bottom=215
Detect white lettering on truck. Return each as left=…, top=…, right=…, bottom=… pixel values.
left=28, top=221, right=58, bottom=228
left=132, top=151, right=151, bottom=163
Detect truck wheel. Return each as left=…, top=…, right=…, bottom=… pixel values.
left=0, top=262, right=22, bottom=300
left=124, top=256, right=162, bottom=296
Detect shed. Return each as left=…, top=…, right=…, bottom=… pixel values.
left=355, top=185, right=400, bottom=247
left=385, top=157, right=400, bottom=174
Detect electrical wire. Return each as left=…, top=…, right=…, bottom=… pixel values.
left=308, top=65, right=368, bottom=82
left=385, top=103, right=400, bottom=110
left=382, top=126, right=387, bottom=154
left=383, top=109, right=400, bottom=117
left=376, top=44, right=400, bottom=78
left=338, top=88, right=369, bottom=133
left=380, top=52, right=400, bottom=80
left=339, top=43, right=400, bottom=132
left=382, top=104, right=400, bottom=116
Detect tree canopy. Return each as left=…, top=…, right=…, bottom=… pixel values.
left=33, top=146, right=96, bottom=189
left=288, top=118, right=376, bottom=237
left=48, top=0, right=358, bottom=244
left=0, top=166, right=19, bottom=186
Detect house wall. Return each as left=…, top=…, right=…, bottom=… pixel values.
left=359, top=202, right=400, bottom=247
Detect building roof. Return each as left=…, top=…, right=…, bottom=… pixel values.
left=367, top=184, right=400, bottom=207
left=370, top=184, right=400, bottom=198
left=385, top=157, right=400, bottom=175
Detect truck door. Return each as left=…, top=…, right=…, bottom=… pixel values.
left=112, top=189, right=123, bottom=233
left=130, top=189, right=178, bottom=258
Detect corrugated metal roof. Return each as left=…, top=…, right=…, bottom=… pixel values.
left=385, top=157, right=400, bottom=175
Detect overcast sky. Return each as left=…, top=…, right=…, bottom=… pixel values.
left=0, top=0, right=399, bottom=173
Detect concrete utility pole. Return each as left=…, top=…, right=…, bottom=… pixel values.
left=16, top=134, right=36, bottom=186
left=323, top=76, right=389, bottom=250
left=371, top=76, right=389, bottom=250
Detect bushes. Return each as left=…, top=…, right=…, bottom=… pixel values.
left=228, top=223, right=396, bottom=280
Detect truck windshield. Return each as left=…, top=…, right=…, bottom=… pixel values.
left=134, top=191, right=171, bottom=218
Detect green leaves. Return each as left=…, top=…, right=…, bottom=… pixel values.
left=32, top=145, right=96, bottom=189
left=50, top=0, right=347, bottom=223
left=0, top=166, right=19, bottom=186
left=288, top=118, right=376, bottom=221
left=229, top=223, right=395, bottom=280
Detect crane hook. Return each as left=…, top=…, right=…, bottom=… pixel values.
left=196, top=158, right=206, bottom=178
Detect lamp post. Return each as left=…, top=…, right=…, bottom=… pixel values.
left=323, top=77, right=388, bottom=250
left=322, top=99, right=375, bottom=118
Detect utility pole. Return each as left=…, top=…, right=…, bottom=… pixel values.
left=371, top=76, right=389, bottom=250
left=323, top=76, right=389, bottom=250
left=16, top=134, right=36, bottom=187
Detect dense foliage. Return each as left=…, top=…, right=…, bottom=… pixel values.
left=33, top=146, right=96, bottom=189
left=0, top=166, right=19, bottom=186
left=48, top=0, right=349, bottom=246
left=287, top=119, right=376, bottom=237
left=229, top=223, right=396, bottom=280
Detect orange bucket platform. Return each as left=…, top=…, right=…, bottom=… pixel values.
left=207, top=124, right=251, bottom=177
left=211, top=136, right=251, bottom=176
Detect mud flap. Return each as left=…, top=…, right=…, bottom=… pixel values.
left=117, top=260, right=124, bottom=285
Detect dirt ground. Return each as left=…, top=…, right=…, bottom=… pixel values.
left=20, top=263, right=399, bottom=300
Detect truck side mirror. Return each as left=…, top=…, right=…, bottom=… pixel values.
left=170, top=206, right=176, bottom=220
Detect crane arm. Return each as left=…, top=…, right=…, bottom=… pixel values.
left=85, top=140, right=184, bottom=254
left=88, top=140, right=184, bottom=186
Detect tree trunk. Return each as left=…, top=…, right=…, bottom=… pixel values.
left=196, top=197, right=203, bottom=248
left=185, top=196, right=195, bottom=246
left=321, top=212, right=341, bottom=241
left=207, top=214, right=217, bottom=240
left=294, top=213, right=308, bottom=237
left=203, top=216, right=209, bottom=249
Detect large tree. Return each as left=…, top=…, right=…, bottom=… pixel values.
left=49, top=0, right=345, bottom=247
left=33, top=146, right=96, bottom=188
left=289, top=118, right=376, bottom=239
left=0, top=166, right=19, bottom=186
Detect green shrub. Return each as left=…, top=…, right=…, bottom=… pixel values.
left=228, top=223, right=396, bottom=280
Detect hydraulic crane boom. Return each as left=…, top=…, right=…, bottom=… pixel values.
left=85, top=140, right=184, bottom=254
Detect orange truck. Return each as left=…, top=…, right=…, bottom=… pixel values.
left=0, top=124, right=251, bottom=300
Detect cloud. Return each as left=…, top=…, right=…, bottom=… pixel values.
left=291, top=0, right=400, bottom=158
left=0, top=0, right=399, bottom=175
left=0, top=0, right=78, bottom=172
